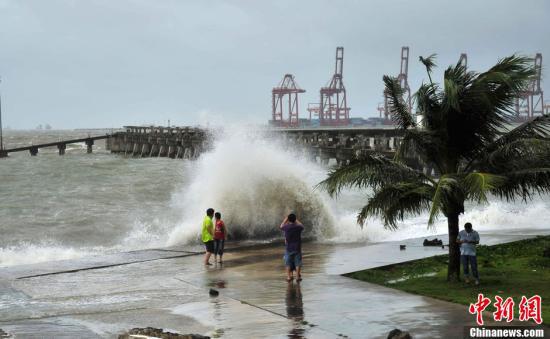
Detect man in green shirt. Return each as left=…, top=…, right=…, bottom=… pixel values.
left=202, top=208, right=215, bottom=265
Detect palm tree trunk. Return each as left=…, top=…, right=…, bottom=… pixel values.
left=447, top=213, right=461, bottom=281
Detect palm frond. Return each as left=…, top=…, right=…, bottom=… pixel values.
left=468, top=136, right=550, bottom=173
left=428, top=175, right=461, bottom=225
left=443, top=77, right=461, bottom=112
left=463, top=172, right=507, bottom=203
left=358, top=182, right=434, bottom=229
left=483, top=114, right=550, bottom=154
left=446, top=54, right=535, bottom=162
left=395, top=129, right=443, bottom=173
left=414, top=82, right=442, bottom=130
left=419, top=54, right=437, bottom=82
left=383, top=75, right=416, bottom=129
left=492, top=168, right=550, bottom=201
left=487, top=138, right=550, bottom=172
left=468, top=55, right=535, bottom=122
left=441, top=62, right=475, bottom=112
left=317, top=153, right=430, bottom=197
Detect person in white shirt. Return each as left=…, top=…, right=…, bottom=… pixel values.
left=457, top=222, right=480, bottom=285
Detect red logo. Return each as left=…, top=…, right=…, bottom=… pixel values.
left=493, top=296, right=514, bottom=322
left=469, top=294, right=543, bottom=326
left=469, top=293, right=491, bottom=325
left=519, top=295, right=543, bottom=325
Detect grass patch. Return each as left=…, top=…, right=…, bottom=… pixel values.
left=345, top=236, right=550, bottom=324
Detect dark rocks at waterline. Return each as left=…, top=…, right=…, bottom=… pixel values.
left=209, top=288, right=219, bottom=297
left=423, top=238, right=443, bottom=247
left=0, top=328, right=11, bottom=338
left=118, top=327, right=210, bottom=339
left=387, top=328, right=412, bottom=339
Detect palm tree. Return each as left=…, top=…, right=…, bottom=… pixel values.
left=319, top=55, right=550, bottom=281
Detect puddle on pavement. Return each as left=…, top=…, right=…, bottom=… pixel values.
left=387, top=272, right=437, bottom=284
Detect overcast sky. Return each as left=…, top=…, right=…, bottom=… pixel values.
left=0, top=0, right=548, bottom=129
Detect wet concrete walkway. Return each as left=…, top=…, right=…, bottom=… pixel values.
left=0, top=230, right=547, bottom=338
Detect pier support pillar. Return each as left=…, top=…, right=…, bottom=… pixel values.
left=369, top=137, right=375, bottom=149
left=148, top=144, right=155, bottom=157
left=158, top=145, right=166, bottom=157
left=168, top=145, right=175, bottom=159
left=105, top=137, right=112, bottom=151
left=192, top=147, right=200, bottom=159
left=140, top=144, right=150, bottom=157
left=57, top=144, right=66, bottom=155
left=85, top=139, right=94, bottom=154
left=132, top=143, right=140, bottom=156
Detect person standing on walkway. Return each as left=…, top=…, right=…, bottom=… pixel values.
left=280, top=213, right=304, bottom=282
left=457, top=222, right=480, bottom=285
left=202, top=208, right=215, bottom=266
left=213, top=212, right=227, bottom=264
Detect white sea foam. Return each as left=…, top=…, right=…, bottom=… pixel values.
left=0, top=242, right=97, bottom=267
left=166, top=126, right=550, bottom=245
left=319, top=191, right=550, bottom=243
left=1, top=128, right=549, bottom=268
left=166, top=128, right=336, bottom=245
left=120, top=219, right=168, bottom=249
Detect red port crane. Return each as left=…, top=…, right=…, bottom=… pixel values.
left=383, top=46, right=412, bottom=123
left=319, top=47, right=350, bottom=126
left=515, top=53, right=544, bottom=121
left=271, top=74, right=306, bottom=127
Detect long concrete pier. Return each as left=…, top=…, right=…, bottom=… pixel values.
left=105, top=125, right=405, bottom=164
left=273, top=126, right=405, bottom=165
left=1, top=125, right=407, bottom=164
left=0, top=135, right=109, bottom=157
left=106, top=126, right=209, bottom=159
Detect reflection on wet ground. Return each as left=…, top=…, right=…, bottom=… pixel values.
left=286, top=282, right=305, bottom=338
left=0, top=231, right=547, bottom=338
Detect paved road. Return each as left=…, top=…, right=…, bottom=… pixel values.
left=0, top=231, right=547, bottom=338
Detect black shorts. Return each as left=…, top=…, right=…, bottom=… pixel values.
left=204, top=240, right=214, bottom=253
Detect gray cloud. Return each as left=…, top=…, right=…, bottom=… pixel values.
left=0, top=0, right=548, bottom=128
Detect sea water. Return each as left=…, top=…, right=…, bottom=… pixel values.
left=1, top=128, right=549, bottom=267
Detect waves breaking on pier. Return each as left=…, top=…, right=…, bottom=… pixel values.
left=1, top=128, right=550, bottom=267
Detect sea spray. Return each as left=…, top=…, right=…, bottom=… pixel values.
left=1, top=129, right=549, bottom=268
left=166, top=128, right=336, bottom=245
left=166, top=127, right=550, bottom=245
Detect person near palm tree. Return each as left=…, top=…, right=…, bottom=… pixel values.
left=319, top=54, right=550, bottom=281
left=457, top=222, right=480, bottom=285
